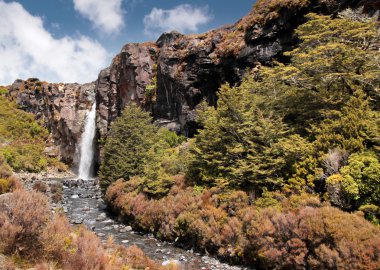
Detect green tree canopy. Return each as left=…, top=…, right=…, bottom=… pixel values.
left=99, top=104, right=158, bottom=190
left=189, top=78, right=289, bottom=193
left=256, top=13, right=380, bottom=134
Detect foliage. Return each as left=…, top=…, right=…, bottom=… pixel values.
left=145, top=75, right=157, bottom=103
left=189, top=78, right=288, bottom=192
left=0, top=190, right=50, bottom=256
left=101, top=10, right=380, bottom=269
left=0, top=86, right=8, bottom=95
left=0, top=96, right=49, bottom=172
left=99, top=104, right=158, bottom=190
left=243, top=205, right=380, bottom=269
left=99, top=102, right=187, bottom=196
left=105, top=179, right=380, bottom=269
left=0, top=188, right=170, bottom=269
left=326, top=152, right=380, bottom=218
left=257, top=13, right=379, bottom=134
left=142, top=129, right=188, bottom=197
left=312, top=90, right=380, bottom=155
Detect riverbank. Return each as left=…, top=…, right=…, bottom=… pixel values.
left=0, top=178, right=168, bottom=270
left=10, top=172, right=251, bottom=269
left=62, top=178, right=251, bottom=270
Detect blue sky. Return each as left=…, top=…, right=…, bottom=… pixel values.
left=0, top=0, right=255, bottom=85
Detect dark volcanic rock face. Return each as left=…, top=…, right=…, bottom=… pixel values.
left=96, top=43, right=158, bottom=139
left=96, top=0, right=365, bottom=137
left=8, top=79, right=96, bottom=165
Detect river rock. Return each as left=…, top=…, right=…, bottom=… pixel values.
left=162, top=259, right=180, bottom=267
left=71, top=217, right=83, bottom=224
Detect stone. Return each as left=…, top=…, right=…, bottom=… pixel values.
left=71, top=217, right=83, bottom=224
left=8, top=79, right=96, bottom=166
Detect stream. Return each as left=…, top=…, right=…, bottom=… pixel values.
left=60, top=178, right=251, bottom=270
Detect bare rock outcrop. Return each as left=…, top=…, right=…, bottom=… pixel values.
left=8, top=78, right=96, bottom=165
left=96, top=43, right=158, bottom=139
left=96, top=0, right=368, bottom=137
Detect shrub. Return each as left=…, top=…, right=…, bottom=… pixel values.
left=106, top=178, right=380, bottom=268
left=0, top=96, right=49, bottom=173
left=0, top=178, right=11, bottom=194
left=33, top=181, right=48, bottom=193
left=99, top=104, right=158, bottom=190
left=40, top=214, right=71, bottom=262
left=0, top=154, right=12, bottom=179
left=0, top=190, right=50, bottom=257
left=242, top=206, right=380, bottom=269
left=119, top=245, right=160, bottom=270
left=61, top=227, right=109, bottom=270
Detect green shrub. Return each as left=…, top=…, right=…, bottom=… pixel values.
left=0, top=97, right=49, bottom=172
left=99, top=104, right=158, bottom=190
left=0, top=178, right=11, bottom=194
left=0, top=87, right=8, bottom=95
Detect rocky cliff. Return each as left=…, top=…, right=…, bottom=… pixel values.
left=8, top=0, right=377, bottom=166
left=8, top=79, right=96, bottom=165
left=96, top=0, right=375, bottom=137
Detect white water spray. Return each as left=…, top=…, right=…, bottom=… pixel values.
left=78, top=102, right=96, bottom=179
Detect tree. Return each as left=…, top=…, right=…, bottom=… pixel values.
left=141, top=128, right=186, bottom=197
left=312, top=90, right=380, bottom=155
left=326, top=151, right=380, bottom=222
left=256, top=12, right=380, bottom=134
left=99, top=104, right=158, bottom=190
left=189, top=77, right=288, bottom=192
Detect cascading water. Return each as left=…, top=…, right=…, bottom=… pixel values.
left=78, top=102, right=96, bottom=179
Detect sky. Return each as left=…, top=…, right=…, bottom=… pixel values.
left=0, top=0, right=255, bottom=85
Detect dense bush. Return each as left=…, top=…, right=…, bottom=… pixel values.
left=99, top=104, right=158, bottom=190
left=0, top=190, right=50, bottom=256
left=99, top=103, right=186, bottom=196
left=106, top=179, right=380, bottom=269
left=0, top=189, right=171, bottom=269
left=0, top=97, right=49, bottom=172
left=101, top=8, right=380, bottom=270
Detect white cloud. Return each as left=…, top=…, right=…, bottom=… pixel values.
left=144, top=4, right=212, bottom=38
left=0, top=1, right=108, bottom=85
left=73, top=0, right=124, bottom=34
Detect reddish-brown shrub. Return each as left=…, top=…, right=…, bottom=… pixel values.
left=40, top=214, right=71, bottom=262
left=105, top=180, right=380, bottom=269
left=8, top=176, right=23, bottom=192
left=33, top=181, right=48, bottom=193
left=51, top=192, right=62, bottom=203
left=0, top=190, right=50, bottom=257
left=0, top=212, right=22, bottom=254
left=49, top=181, right=62, bottom=194
left=243, top=206, right=380, bottom=269
left=119, top=245, right=160, bottom=270
left=219, top=191, right=250, bottom=215
left=61, top=227, right=109, bottom=270
left=105, top=178, right=128, bottom=205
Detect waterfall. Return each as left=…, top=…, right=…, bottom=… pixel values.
left=78, top=102, right=96, bottom=179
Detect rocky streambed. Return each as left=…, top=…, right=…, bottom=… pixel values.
left=58, top=178, right=252, bottom=270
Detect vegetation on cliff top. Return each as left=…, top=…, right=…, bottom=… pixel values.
left=0, top=96, right=49, bottom=173
left=101, top=11, right=380, bottom=269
